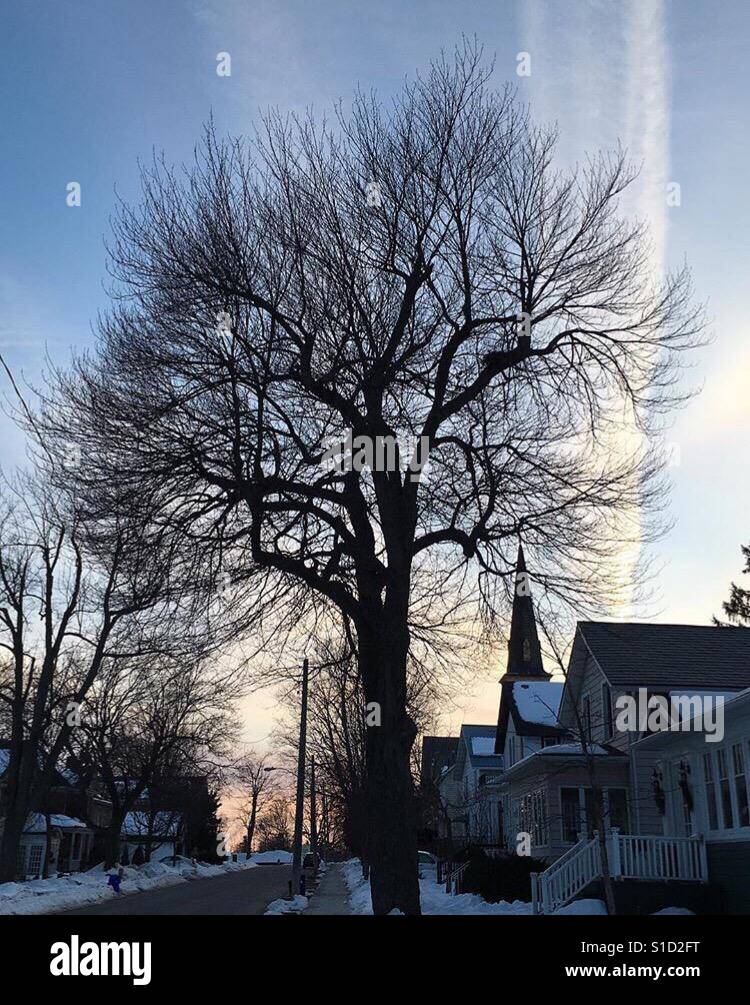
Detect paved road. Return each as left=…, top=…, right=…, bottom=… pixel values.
left=60, top=865, right=292, bottom=916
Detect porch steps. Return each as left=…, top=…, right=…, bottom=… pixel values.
left=532, top=830, right=709, bottom=914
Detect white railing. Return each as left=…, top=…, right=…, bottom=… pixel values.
left=618, top=834, right=707, bottom=882
left=535, top=835, right=600, bottom=914
left=446, top=861, right=469, bottom=895
left=533, top=830, right=707, bottom=914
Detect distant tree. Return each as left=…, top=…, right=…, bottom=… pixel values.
left=715, top=543, right=750, bottom=626
left=0, top=474, right=194, bottom=882
left=231, top=751, right=278, bottom=855
left=256, top=798, right=293, bottom=853
left=68, top=654, right=239, bottom=868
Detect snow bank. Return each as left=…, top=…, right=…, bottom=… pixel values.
left=552, top=898, right=608, bottom=915
left=250, top=850, right=294, bottom=865
left=652, top=907, right=695, bottom=915
left=0, top=856, right=259, bottom=916
left=341, top=859, right=533, bottom=915
left=264, top=894, right=309, bottom=915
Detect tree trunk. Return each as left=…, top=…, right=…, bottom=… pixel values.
left=103, top=815, right=125, bottom=870
left=0, top=803, right=28, bottom=882
left=359, top=617, right=421, bottom=915
left=246, top=794, right=258, bottom=854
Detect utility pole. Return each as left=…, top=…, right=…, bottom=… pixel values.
left=291, top=657, right=309, bottom=896
left=310, top=755, right=318, bottom=875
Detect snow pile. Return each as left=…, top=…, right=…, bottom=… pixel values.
left=513, top=681, right=564, bottom=727
left=652, top=907, right=695, bottom=915
left=250, top=850, right=294, bottom=865
left=0, top=855, right=260, bottom=916
left=552, top=899, right=608, bottom=915
left=264, top=894, right=309, bottom=915
left=341, top=859, right=533, bottom=915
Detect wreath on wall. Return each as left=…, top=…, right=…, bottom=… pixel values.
left=678, top=759, right=694, bottom=813
left=652, top=766, right=666, bottom=815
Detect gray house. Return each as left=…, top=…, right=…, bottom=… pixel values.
left=496, top=604, right=750, bottom=912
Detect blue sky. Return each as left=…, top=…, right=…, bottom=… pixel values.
left=1, top=1, right=748, bottom=731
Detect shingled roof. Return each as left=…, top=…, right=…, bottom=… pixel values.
left=578, top=622, right=750, bottom=690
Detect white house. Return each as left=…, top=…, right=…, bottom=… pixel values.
left=438, top=724, right=504, bottom=849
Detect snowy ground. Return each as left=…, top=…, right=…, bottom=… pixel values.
left=341, top=859, right=537, bottom=915
left=340, top=860, right=692, bottom=916
left=265, top=894, right=309, bottom=914
left=0, top=851, right=291, bottom=916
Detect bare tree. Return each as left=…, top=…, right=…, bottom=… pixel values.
left=0, top=473, right=200, bottom=881
left=39, top=44, right=704, bottom=911
left=230, top=750, right=278, bottom=855
left=255, top=798, right=293, bottom=853
left=67, top=653, right=240, bottom=867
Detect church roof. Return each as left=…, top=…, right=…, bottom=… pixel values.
left=501, top=544, right=549, bottom=682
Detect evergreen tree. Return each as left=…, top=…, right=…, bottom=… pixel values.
left=716, top=544, right=750, bottom=626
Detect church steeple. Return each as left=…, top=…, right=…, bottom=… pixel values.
left=500, top=544, right=549, bottom=683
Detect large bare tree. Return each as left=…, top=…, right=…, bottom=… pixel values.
left=39, top=44, right=703, bottom=912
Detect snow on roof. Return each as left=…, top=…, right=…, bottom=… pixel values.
left=121, top=811, right=181, bottom=838
left=24, top=813, right=88, bottom=833
left=538, top=743, right=610, bottom=756
left=512, top=681, right=564, bottom=727
left=471, top=736, right=496, bottom=756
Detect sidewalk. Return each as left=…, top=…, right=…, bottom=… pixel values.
left=304, top=863, right=352, bottom=915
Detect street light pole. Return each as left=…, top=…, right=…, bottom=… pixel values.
left=291, top=657, right=309, bottom=895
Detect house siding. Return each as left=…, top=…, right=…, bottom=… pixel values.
left=706, top=840, right=750, bottom=914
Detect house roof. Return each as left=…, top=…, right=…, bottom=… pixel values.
left=459, top=725, right=504, bottom=770
left=503, top=741, right=627, bottom=780
left=121, top=811, right=182, bottom=839
left=494, top=679, right=567, bottom=753
left=0, top=743, right=74, bottom=789
left=24, top=813, right=88, bottom=834
left=578, top=622, right=750, bottom=690
left=420, top=735, right=459, bottom=786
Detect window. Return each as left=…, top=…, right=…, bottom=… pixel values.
left=732, top=744, right=750, bottom=828
left=523, top=639, right=531, bottom=662
left=561, top=787, right=581, bottom=843
left=27, top=844, right=43, bottom=879
left=703, top=752, right=719, bottom=830
left=716, top=748, right=734, bottom=828
left=602, top=683, right=613, bottom=740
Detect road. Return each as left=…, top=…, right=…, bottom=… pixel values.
left=59, top=864, right=292, bottom=916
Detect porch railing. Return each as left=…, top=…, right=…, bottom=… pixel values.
left=532, top=830, right=707, bottom=914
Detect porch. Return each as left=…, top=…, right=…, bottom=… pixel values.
left=532, top=828, right=708, bottom=914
